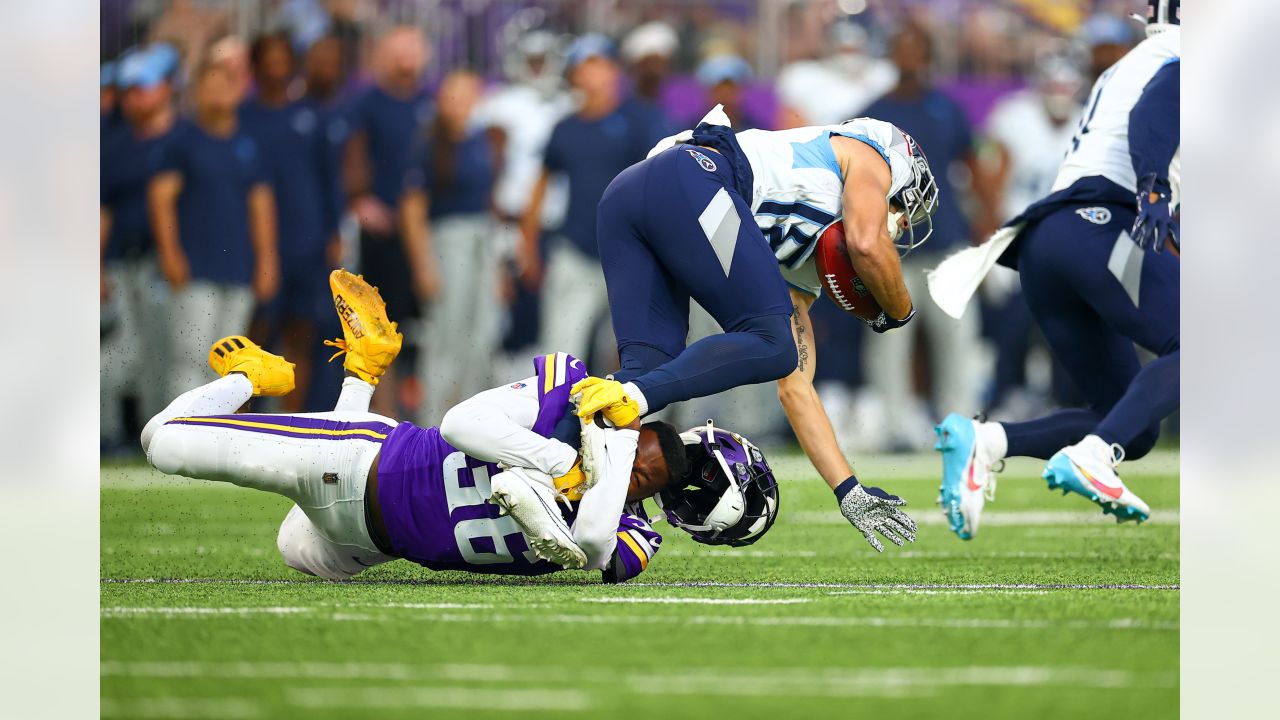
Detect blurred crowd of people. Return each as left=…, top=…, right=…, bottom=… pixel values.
left=100, top=0, right=1150, bottom=456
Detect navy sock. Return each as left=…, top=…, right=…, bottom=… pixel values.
left=627, top=312, right=796, bottom=414
left=1095, top=351, right=1178, bottom=455
left=1002, top=408, right=1102, bottom=460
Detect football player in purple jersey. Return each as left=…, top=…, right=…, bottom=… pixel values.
left=139, top=270, right=697, bottom=582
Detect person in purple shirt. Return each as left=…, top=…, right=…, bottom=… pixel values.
left=139, top=271, right=684, bottom=582
left=239, top=32, right=338, bottom=412
left=859, top=23, right=998, bottom=451
left=149, top=59, right=281, bottom=401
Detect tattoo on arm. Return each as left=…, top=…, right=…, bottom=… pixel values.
left=793, top=303, right=810, bottom=372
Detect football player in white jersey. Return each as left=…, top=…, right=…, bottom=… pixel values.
left=571, top=102, right=936, bottom=553
left=932, top=1, right=1180, bottom=539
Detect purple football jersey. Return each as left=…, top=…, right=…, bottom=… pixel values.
left=374, top=353, right=591, bottom=576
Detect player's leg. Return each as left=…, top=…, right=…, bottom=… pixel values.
left=597, top=159, right=693, bottom=389
left=1077, top=229, right=1180, bottom=459
left=600, top=148, right=796, bottom=414
left=276, top=504, right=391, bottom=580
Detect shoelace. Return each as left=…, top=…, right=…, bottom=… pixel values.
left=984, top=459, right=1004, bottom=502
left=1109, top=442, right=1126, bottom=469
left=323, top=338, right=350, bottom=363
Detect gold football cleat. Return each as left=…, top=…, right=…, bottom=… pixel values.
left=207, top=335, right=296, bottom=397
left=325, top=269, right=403, bottom=385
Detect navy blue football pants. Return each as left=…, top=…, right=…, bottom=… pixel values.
left=1002, top=204, right=1180, bottom=460
left=596, top=146, right=795, bottom=414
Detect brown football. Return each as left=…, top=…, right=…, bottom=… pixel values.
left=814, top=221, right=883, bottom=321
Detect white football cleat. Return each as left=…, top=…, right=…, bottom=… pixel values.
left=934, top=413, right=1001, bottom=540
left=490, top=469, right=588, bottom=569
left=1043, top=435, right=1150, bottom=523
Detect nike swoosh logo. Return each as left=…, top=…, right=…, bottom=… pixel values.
left=1071, top=460, right=1123, bottom=499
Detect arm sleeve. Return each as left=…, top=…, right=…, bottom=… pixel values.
left=573, top=429, right=639, bottom=570
left=439, top=379, right=579, bottom=477
left=601, top=513, right=663, bottom=583
left=1129, top=60, right=1180, bottom=186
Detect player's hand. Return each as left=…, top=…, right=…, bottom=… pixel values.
left=837, top=478, right=918, bottom=553
left=515, top=236, right=543, bottom=290
left=571, top=377, right=641, bottom=428
left=158, top=249, right=191, bottom=290
left=413, top=261, right=442, bottom=301
left=1131, top=175, right=1178, bottom=253
left=865, top=305, right=916, bottom=334
left=253, top=256, right=281, bottom=301
left=352, top=194, right=394, bottom=235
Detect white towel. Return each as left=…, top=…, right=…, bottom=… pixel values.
left=646, top=104, right=732, bottom=159
left=925, top=224, right=1022, bottom=320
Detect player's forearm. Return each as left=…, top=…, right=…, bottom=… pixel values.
left=100, top=206, right=112, bottom=258
left=519, top=173, right=548, bottom=246
left=778, top=371, right=853, bottom=490
left=574, top=429, right=638, bottom=569
left=439, top=389, right=577, bottom=477
left=148, top=184, right=181, bottom=258
left=248, top=186, right=278, bottom=263
left=845, top=230, right=912, bottom=319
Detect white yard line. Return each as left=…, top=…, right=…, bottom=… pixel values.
left=100, top=577, right=1179, bottom=590
left=101, top=662, right=1176, bottom=699
left=579, top=597, right=810, bottom=605
left=99, top=606, right=1177, bottom=631
left=285, top=686, right=590, bottom=711
left=788, top=509, right=1179, bottom=526
left=100, top=697, right=263, bottom=719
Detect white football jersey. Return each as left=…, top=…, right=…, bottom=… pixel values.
left=1052, top=28, right=1180, bottom=197
left=735, top=119, right=917, bottom=295
left=474, top=84, right=573, bottom=224
left=986, top=91, right=1080, bottom=221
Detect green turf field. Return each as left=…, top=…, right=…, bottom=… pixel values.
left=102, top=451, right=1178, bottom=719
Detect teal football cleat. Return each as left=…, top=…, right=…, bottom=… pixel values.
left=1043, top=435, right=1150, bottom=523
left=934, top=413, right=1001, bottom=540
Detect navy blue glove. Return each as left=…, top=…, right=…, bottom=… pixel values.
left=1132, top=174, right=1179, bottom=253
left=866, top=305, right=916, bottom=334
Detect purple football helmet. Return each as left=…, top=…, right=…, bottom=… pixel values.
left=653, top=420, right=780, bottom=547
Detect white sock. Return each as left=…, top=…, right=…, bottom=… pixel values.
left=335, top=376, right=375, bottom=413
left=621, top=382, right=649, bottom=417
left=976, top=420, right=1008, bottom=460
left=141, top=375, right=253, bottom=453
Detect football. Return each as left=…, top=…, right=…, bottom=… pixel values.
left=814, top=220, right=883, bottom=321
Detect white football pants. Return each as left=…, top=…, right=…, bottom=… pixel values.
left=143, top=374, right=397, bottom=580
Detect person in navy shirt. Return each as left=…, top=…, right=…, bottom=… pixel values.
left=516, top=35, right=668, bottom=370
left=240, top=32, right=338, bottom=412
left=859, top=24, right=996, bottom=450
left=100, top=44, right=180, bottom=452
left=149, top=60, right=280, bottom=399
left=341, top=26, right=433, bottom=414
left=400, top=70, right=499, bottom=425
